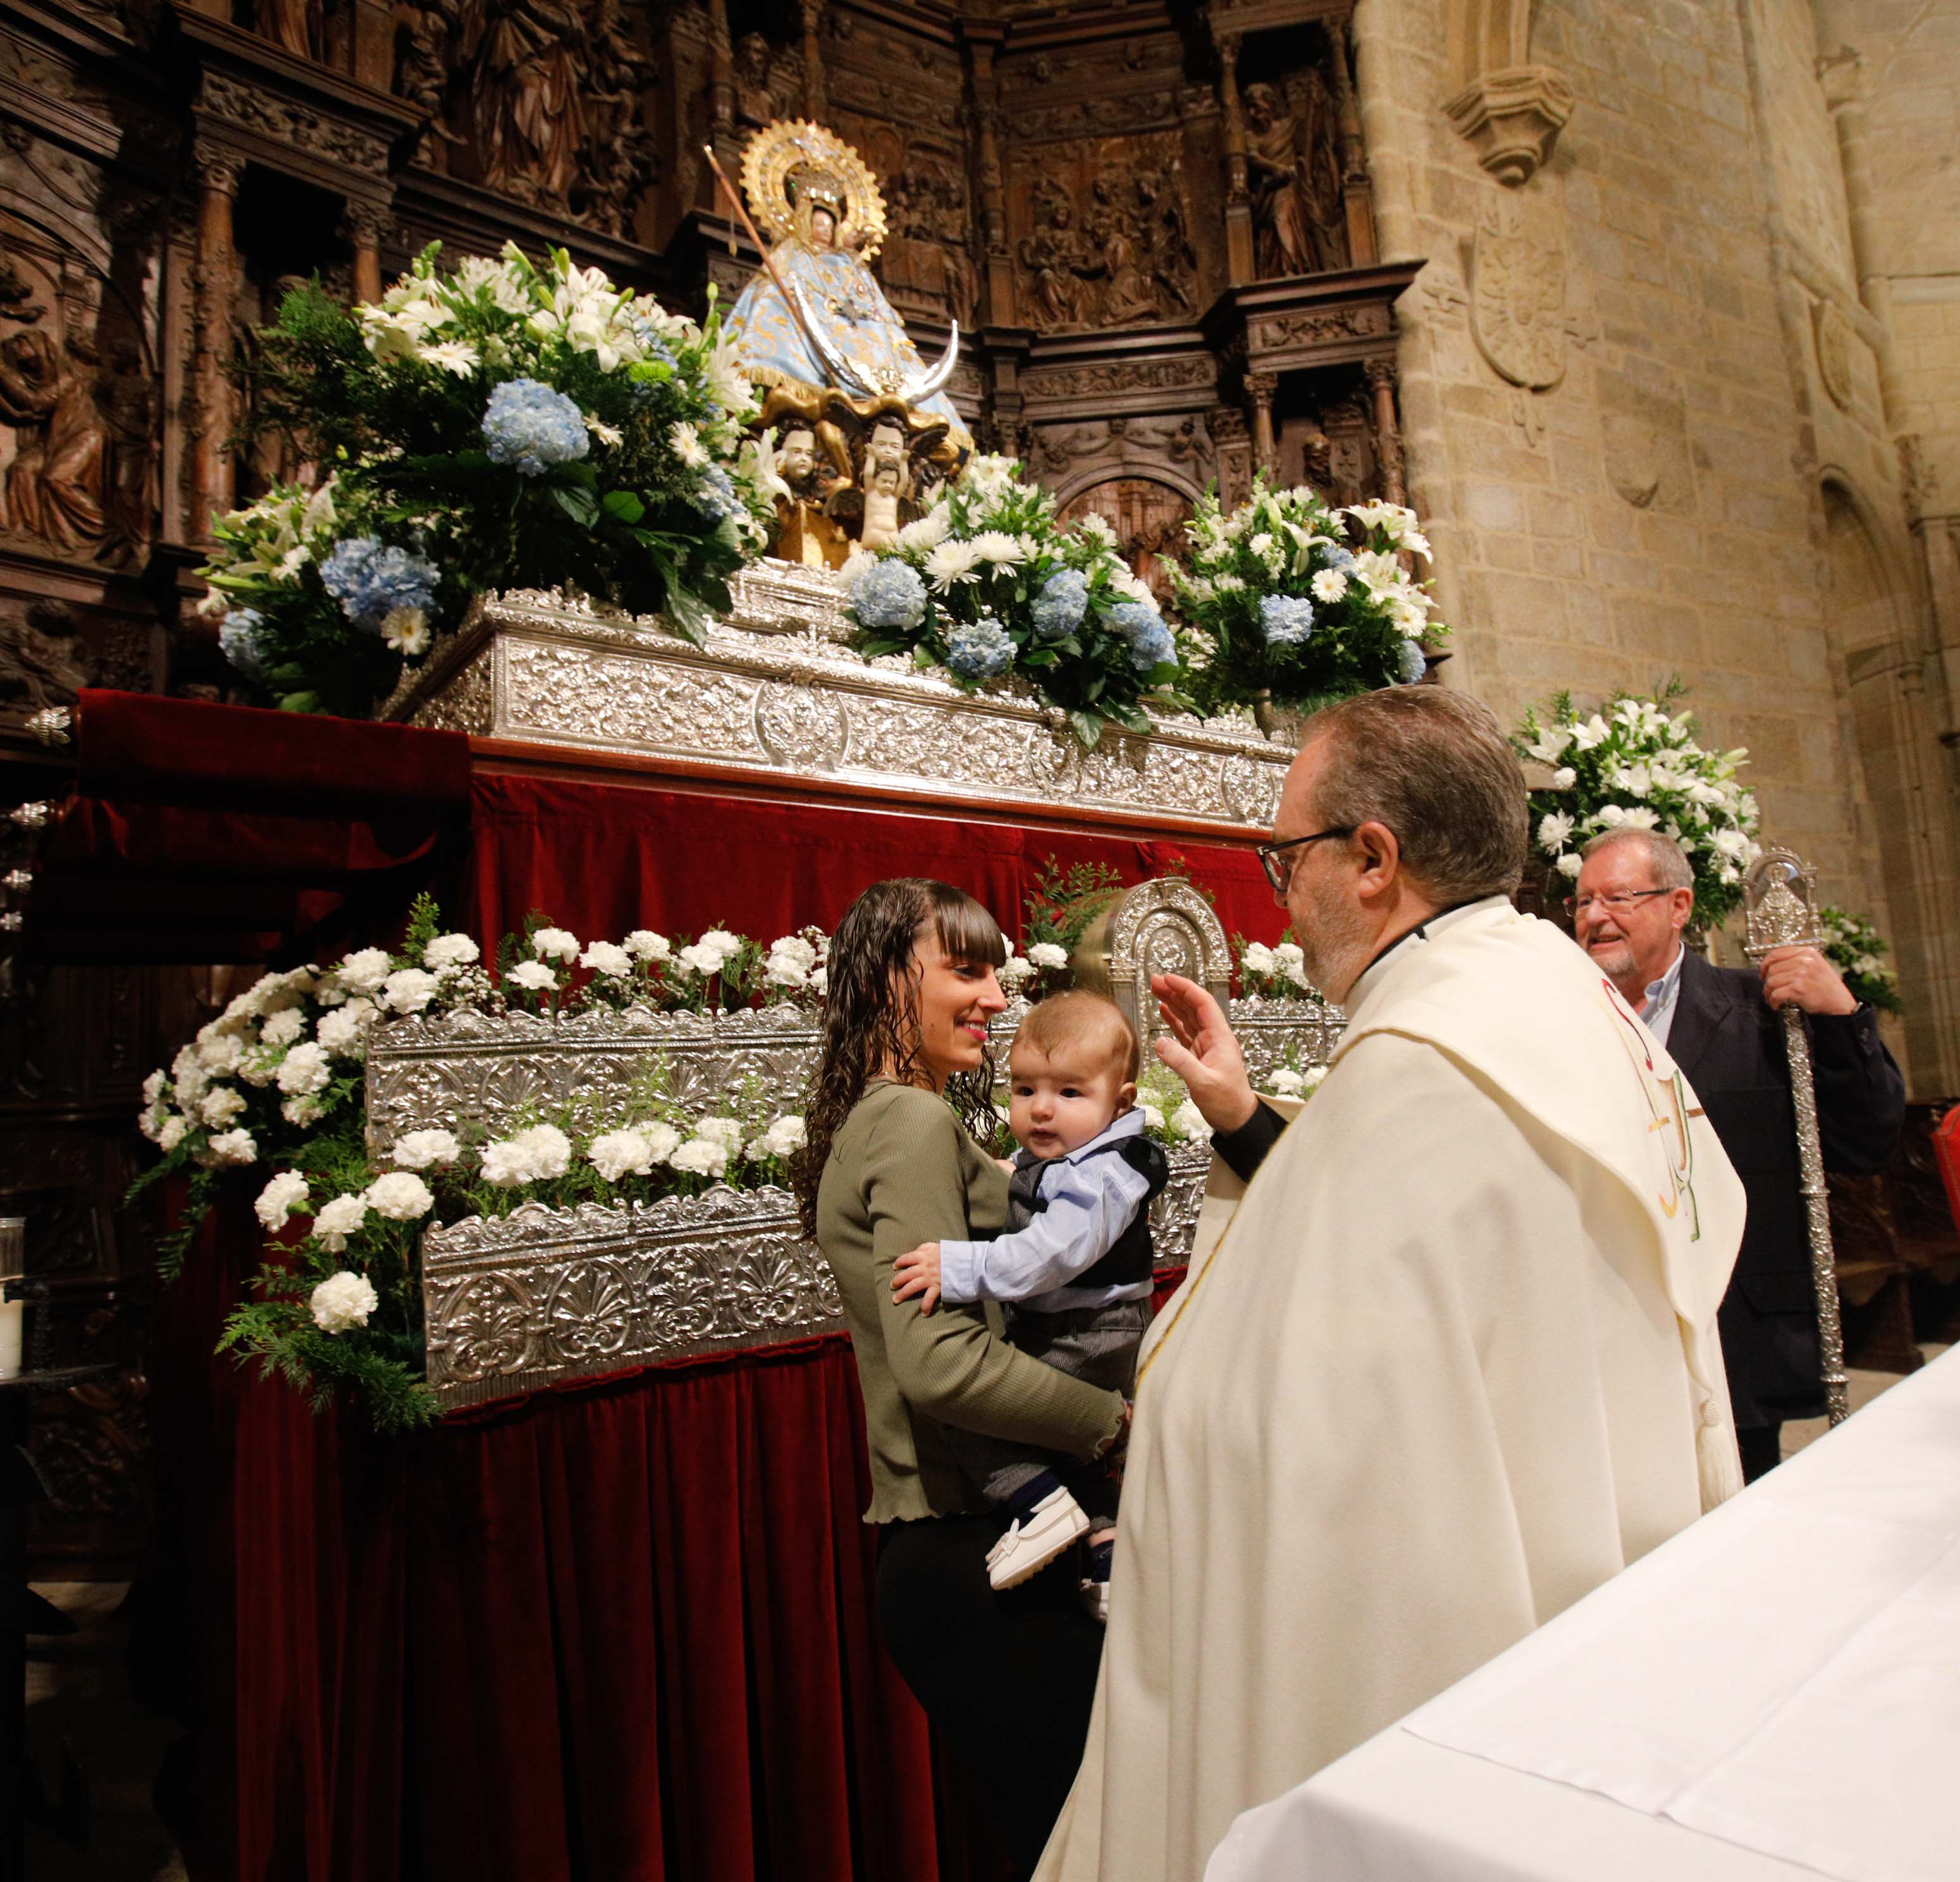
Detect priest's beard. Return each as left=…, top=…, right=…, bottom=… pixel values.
left=1290, top=872, right=1373, bottom=1004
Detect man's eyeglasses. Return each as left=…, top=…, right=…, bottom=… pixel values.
left=1563, top=887, right=1675, bottom=919
left=1255, top=825, right=1357, bottom=892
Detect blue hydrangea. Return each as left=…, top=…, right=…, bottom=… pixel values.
left=1397, top=638, right=1427, bottom=684
left=481, top=378, right=591, bottom=477
left=1259, top=593, right=1316, bottom=645
left=945, top=615, right=1016, bottom=680
left=1322, top=546, right=1357, bottom=572
left=693, top=465, right=739, bottom=523
left=1109, top=601, right=1174, bottom=674
left=850, top=558, right=928, bottom=632
left=1031, top=567, right=1090, bottom=640
left=218, top=608, right=266, bottom=680
left=319, top=537, right=441, bottom=632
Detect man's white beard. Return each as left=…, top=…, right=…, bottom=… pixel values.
left=1584, top=935, right=1640, bottom=991
left=1292, top=874, right=1372, bottom=1004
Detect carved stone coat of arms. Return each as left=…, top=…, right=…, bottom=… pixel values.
left=1469, top=199, right=1568, bottom=393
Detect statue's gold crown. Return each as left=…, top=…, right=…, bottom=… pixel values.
left=790, top=166, right=847, bottom=214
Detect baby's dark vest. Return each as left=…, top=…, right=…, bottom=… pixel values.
left=1006, top=1133, right=1171, bottom=1292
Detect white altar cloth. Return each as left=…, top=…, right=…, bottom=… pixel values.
left=1205, top=1346, right=1960, bottom=1882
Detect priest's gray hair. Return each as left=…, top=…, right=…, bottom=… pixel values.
left=1580, top=827, right=1695, bottom=892
left=1300, top=687, right=1527, bottom=901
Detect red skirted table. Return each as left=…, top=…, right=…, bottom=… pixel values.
left=49, top=692, right=1285, bottom=1880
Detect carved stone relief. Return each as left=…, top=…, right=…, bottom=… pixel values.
left=0, top=203, right=157, bottom=569
left=1813, top=299, right=1858, bottom=414
left=1467, top=195, right=1567, bottom=391
left=1011, top=133, right=1199, bottom=330
left=395, top=0, right=661, bottom=237
left=1243, top=65, right=1348, bottom=279
left=1599, top=369, right=1697, bottom=515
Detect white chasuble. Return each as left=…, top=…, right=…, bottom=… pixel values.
left=1035, top=900, right=1746, bottom=1882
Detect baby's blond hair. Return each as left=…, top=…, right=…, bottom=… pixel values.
left=1011, top=990, right=1140, bottom=1085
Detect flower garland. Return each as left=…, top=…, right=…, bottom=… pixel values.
left=844, top=454, right=1189, bottom=747
left=1170, top=481, right=1446, bottom=713
left=204, top=243, right=776, bottom=717
left=1819, top=906, right=1902, bottom=1015
left=1514, top=687, right=1761, bottom=930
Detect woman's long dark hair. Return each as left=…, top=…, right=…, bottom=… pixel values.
left=795, top=879, right=1006, bottom=1237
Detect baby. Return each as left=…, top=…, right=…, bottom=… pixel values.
left=892, top=991, right=1168, bottom=1620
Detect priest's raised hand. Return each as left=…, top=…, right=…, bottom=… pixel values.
left=1036, top=687, right=1748, bottom=1882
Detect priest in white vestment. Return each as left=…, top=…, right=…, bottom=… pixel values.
left=1036, top=687, right=1746, bottom=1882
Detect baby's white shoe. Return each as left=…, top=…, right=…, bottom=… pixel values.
left=985, top=1488, right=1091, bottom=1590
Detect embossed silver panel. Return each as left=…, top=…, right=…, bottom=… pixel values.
left=421, top=1145, right=1212, bottom=1410
left=369, top=995, right=1336, bottom=1153
left=385, top=573, right=1294, bottom=830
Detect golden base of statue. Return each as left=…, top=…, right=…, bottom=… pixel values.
left=761, top=387, right=965, bottom=569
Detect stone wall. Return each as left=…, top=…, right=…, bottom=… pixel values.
left=1354, top=0, right=1959, bottom=1091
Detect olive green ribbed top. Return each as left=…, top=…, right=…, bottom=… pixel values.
left=817, top=1080, right=1127, bottom=1524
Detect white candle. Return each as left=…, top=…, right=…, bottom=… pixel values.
left=0, top=1299, right=21, bottom=1379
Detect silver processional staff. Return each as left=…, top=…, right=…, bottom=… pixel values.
left=1743, top=846, right=1850, bottom=1427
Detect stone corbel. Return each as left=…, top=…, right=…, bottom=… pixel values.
left=1444, top=66, right=1574, bottom=187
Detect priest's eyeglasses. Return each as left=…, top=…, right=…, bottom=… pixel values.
left=1256, top=825, right=1357, bottom=892
left=1563, top=888, right=1673, bottom=918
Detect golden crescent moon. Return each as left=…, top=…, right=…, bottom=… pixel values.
left=738, top=118, right=889, bottom=264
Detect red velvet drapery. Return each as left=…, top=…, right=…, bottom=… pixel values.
left=464, top=770, right=1285, bottom=957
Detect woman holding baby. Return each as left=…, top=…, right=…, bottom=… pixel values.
left=797, top=878, right=1142, bottom=1880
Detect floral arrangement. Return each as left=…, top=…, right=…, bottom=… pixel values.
left=1234, top=932, right=1319, bottom=1000
left=130, top=899, right=837, bottom=1424
left=204, top=243, right=777, bottom=717
left=1818, top=906, right=1902, bottom=1015
left=844, top=454, right=1188, bottom=747
left=1515, top=686, right=1761, bottom=930
left=1170, top=481, right=1445, bottom=714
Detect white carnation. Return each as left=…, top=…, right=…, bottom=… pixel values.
left=157, top=1114, right=188, bottom=1152
left=624, top=930, right=671, bottom=963
left=254, top=1171, right=309, bottom=1231
left=1170, top=1100, right=1212, bottom=1143
left=315, top=1006, right=371, bottom=1057
left=317, top=1191, right=374, bottom=1246
left=580, top=941, right=633, bottom=977
left=531, top=927, right=580, bottom=962
left=259, top=1008, right=305, bottom=1048
left=142, top=1069, right=166, bottom=1107
left=200, top=1086, right=247, bottom=1128
left=1552, top=766, right=1577, bottom=789
left=235, top=1047, right=281, bottom=1089
left=673, top=943, right=720, bottom=978
left=1027, top=942, right=1069, bottom=971
left=276, top=1042, right=331, bottom=1097
left=1242, top=942, right=1277, bottom=976
left=309, top=1269, right=378, bottom=1334
left=696, top=929, right=742, bottom=963
left=281, top=1094, right=325, bottom=1127
left=670, top=1135, right=729, bottom=1179
left=380, top=968, right=441, bottom=1014
left=479, top=1123, right=572, bottom=1187
left=1140, top=1104, right=1166, bottom=1133
left=694, top=1116, right=746, bottom=1152
left=337, top=947, right=393, bottom=996
left=506, top=960, right=557, bottom=992
left=748, top=1115, right=806, bottom=1161
left=587, top=1128, right=657, bottom=1182
left=364, top=1171, right=435, bottom=1221
left=1555, top=852, right=1584, bottom=879
left=1268, top=1068, right=1306, bottom=1097
left=764, top=949, right=810, bottom=988
left=423, top=933, right=480, bottom=972
left=204, top=1127, right=259, bottom=1167
left=391, top=1128, right=462, bottom=1170
left=197, top=1033, right=245, bottom=1075
left=999, top=953, right=1034, bottom=988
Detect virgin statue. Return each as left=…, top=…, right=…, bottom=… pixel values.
left=725, top=120, right=969, bottom=455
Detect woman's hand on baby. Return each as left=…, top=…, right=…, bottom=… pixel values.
left=1150, top=973, right=1258, bottom=1133
left=892, top=1243, right=943, bottom=1314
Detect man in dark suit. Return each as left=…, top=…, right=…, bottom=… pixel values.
left=1570, top=828, right=1905, bottom=1479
